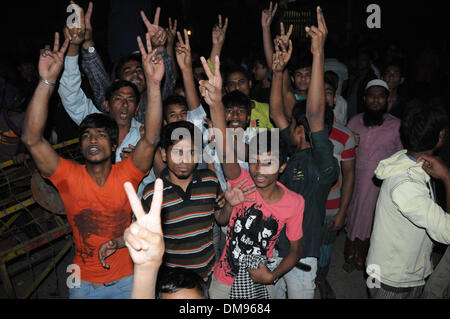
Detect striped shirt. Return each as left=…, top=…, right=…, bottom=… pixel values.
left=326, top=122, right=356, bottom=217
left=141, top=168, right=221, bottom=280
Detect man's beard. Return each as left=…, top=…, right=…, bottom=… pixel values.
left=363, top=107, right=386, bottom=127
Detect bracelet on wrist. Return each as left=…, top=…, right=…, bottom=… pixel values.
left=39, top=77, right=56, bottom=87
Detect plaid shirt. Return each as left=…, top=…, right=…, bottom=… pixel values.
left=80, top=47, right=176, bottom=122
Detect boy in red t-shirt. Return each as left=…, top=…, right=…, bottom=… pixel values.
left=198, top=56, right=304, bottom=299
left=21, top=32, right=163, bottom=298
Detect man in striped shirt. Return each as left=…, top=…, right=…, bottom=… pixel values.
left=316, top=78, right=356, bottom=299
left=141, top=121, right=223, bottom=281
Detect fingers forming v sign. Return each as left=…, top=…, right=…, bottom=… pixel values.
left=137, top=33, right=165, bottom=83
left=261, top=1, right=278, bottom=28
left=39, top=32, right=70, bottom=83
left=167, top=17, right=178, bottom=46
left=65, top=1, right=86, bottom=45
left=212, top=14, right=228, bottom=45
left=272, top=38, right=293, bottom=73
left=175, top=29, right=191, bottom=70
left=123, top=179, right=164, bottom=266
left=199, top=55, right=222, bottom=107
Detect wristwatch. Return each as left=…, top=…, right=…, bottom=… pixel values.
left=86, top=46, right=95, bottom=53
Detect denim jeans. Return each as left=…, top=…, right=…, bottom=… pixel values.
left=69, top=275, right=133, bottom=299
left=274, top=257, right=318, bottom=299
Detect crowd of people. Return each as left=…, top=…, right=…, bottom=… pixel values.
left=1, top=1, right=449, bottom=300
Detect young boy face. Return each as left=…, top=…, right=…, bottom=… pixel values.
left=382, top=65, right=404, bottom=91
left=292, top=67, right=312, bottom=93
left=225, top=72, right=252, bottom=96
left=248, top=152, right=286, bottom=189
left=252, top=63, right=269, bottom=81
left=162, top=139, right=199, bottom=180
left=164, top=103, right=188, bottom=125
left=225, top=105, right=250, bottom=130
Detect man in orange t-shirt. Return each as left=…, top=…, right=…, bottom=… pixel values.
left=21, top=32, right=163, bottom=298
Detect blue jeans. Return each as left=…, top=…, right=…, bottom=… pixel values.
left=69, top=275, right=133, bottom=299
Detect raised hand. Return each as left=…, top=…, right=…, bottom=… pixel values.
left=137, top=33, right=165, bottom=84
left=199, top=55, right=222, bottom=107
left=166, top=17, right=177, bottom=48
left=275, top=22, right=293, bottom=49
left=272, top=38, right=293, bottom=73
left=224, top=178, right=256, bottom=207
left=64, top=1, right=86, bottom=45
left=123, top=179, right=164, bottom=267
left=261, top=1, right=278, bottom=28
left=305, top=6, right=328, bottom=56
left=83, top=2, right=94, bottom=48
left=39, top=32, right=70, bottom=83
left=140, top=8, right=167, bottom=48
left=175, top=29, right=192, bottom=71
left=212, top=14, right=228, bottom=46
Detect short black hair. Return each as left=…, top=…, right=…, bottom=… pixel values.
left=105, top=80, right=141, bottom=105
left=249, top=129, right=288, bottom=167
left=79, top=113, right=119, bottom=162
left=289, top=55, right=313, bottom=75
left=324, top=71, right=339, bottom=93
left=291, top=100, right=311, bottom=143
left=163, top=95, right=188, bottom=119
left=114, top=52, right=142, bottom=79
left=400, top=98, right=448, bottom=152
left=292, top=101, right=333, bottom=141
left=161, top=120, right=203, bottom=150
left=222, top=90, right=252, bottom=114
left=225, top=64, right=251, bottom=82
left=156, top=266, right=209, bottom=299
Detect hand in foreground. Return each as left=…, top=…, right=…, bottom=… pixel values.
left=417, top=154, right=450, bottom=182
left=123, top=179, right=164, bottom=267
left=137, top=32, right=165, bottom=84
left=98, top=239, right=118, bottom=269
left=198, top=55, right=222, bottom=107
left=224, top=178, right=256, bottom=207
left=39, top=32, right=70, bottom=83
left=248, top=262, right=275, bottom=284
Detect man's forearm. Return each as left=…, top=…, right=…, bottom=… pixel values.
left=144, top=81, right=163, bottom=146
left=22, top=82, right=54, bottom=145
left=67, top=43, right=80, bottom=57
left=306, top=52, right=325, bottom=132
left=262, top=26, right=273, bottom=68
left=271, top=242, right=302, bottom=282
left=132, top=264, right=160, bottom=299
left=215, top=202, right=232, bottom=226
left=338, top=161, right=355, bottom=217
left=181, top=68, right=200, bottom=110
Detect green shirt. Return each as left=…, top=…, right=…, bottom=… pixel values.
left=277, top=128, right=339, bottom=258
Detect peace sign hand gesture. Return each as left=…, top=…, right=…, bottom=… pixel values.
left=261, top=1, right=278, bottom=28
left=212, top=14, right=228, bottom=46
left=198, top=55, right=222, bottom=107
left=39, top=32, right=70, bottom=83
left=123, top=179, right=164, bottom=267
left=175, top=29, right=192, bottom=71
left=137, top=33, right=165, bottom=85
left=272, top=38, right=293, bottom=73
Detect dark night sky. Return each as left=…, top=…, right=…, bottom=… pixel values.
left=0, top=0, right=448, bottom=70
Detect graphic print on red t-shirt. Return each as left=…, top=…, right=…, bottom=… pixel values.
left=222, top=203, right=279, bottom=279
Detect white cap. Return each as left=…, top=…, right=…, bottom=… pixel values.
left=365, top=79, right=390, bottom=92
